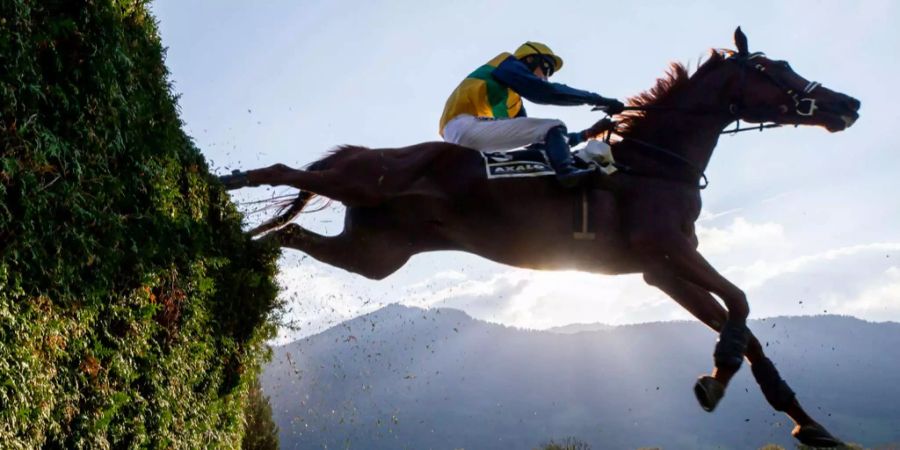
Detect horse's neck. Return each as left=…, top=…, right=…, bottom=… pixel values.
left=620, top=77, right=734, bottom=181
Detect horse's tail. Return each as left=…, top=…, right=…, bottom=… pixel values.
left=248, top=146, right=366, bottom=237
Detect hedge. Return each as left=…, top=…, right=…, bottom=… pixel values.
left=1, top=1, right=281, bottom=447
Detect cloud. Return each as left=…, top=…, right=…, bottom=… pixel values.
left=726, top=242, right=900, bottom=289
left=697, top=207, right=742, bottom=222
left=398, top=269, right=685, bottom=330
left=697, top=216, right=787, bottom=256
left=390, top=240, right=900, bottom=332
left=826, top=266, right=900, bottom=319
left=401, top=271, right=532, bottom=317
left=731, top=243, right=900, bottom=322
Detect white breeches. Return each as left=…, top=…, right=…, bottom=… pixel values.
left=442, top=115, right=565, bottom=152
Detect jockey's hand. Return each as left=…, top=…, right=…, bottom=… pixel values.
left=591, top=97, right=625, bottom=115
left=600, top=100, right=625, bottom=115
left=581, top=117, right=616, bottom=140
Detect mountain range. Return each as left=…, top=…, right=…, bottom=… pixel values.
left=261, top=305, right=900, bottom=449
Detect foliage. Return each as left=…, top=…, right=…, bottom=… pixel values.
left=538, top=437, right=592, bottom=450
left=241, top=377, right=279, bottom=450
left=0, top=0, right=281, bottom=447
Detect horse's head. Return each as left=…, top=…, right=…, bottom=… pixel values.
left=720, top=27, right=860, bottom=132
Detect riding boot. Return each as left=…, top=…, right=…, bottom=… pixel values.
left=544, top=125, right=594, bottom=188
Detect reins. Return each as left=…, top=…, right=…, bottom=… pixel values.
left=612, top=133, right=711, bottom=189
left=601, top=106, right=780, bottom=190
left=602, top=111, right=780, bottom=190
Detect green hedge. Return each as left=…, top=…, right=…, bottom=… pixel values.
left=0, top=0, right=281, bottom=447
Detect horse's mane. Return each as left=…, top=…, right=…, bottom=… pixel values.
left=617, top=50, right=727, bottom=137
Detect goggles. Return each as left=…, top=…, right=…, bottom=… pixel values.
left=537, top=57, right=555, bottom=77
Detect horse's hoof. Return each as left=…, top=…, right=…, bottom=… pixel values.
left=792, top=423, right=843, bottom=448
left=218, top=170, right=250, bottom=190
left=694, top=375, right=725, bottom=412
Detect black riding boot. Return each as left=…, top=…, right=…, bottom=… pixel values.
left=544, top=125, right=594, bottom=188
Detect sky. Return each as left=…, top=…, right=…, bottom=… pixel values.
left=150, top=1, right=900, bottom=343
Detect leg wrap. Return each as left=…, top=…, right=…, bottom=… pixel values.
left=751, top=357, right=796, bottom=412
left=713, top=320, right=749, bottom=370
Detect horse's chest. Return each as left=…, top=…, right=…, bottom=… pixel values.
left=621, top=187, right=701, bottom=229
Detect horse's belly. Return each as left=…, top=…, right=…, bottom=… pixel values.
left=442, top=188, right=636, bottom=274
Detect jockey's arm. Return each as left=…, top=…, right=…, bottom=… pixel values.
left=493, top=57, right=599, bottom=145
left=492, top=56, right=612, bottom=107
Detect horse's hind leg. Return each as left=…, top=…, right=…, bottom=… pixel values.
left=219, top=163, right=297, bottom=190
left=269, top=223, right=410, bottom=280
left=642, top=267, right=843, bottom=447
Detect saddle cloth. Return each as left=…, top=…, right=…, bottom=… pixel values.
left=480, top=148, right=555, bottom=179
left=480, top=140, right=617, bottom=180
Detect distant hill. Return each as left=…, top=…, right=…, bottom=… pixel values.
left=546, top=322, right=616, bottom=334
left=262, top=305, right=900, bottom=449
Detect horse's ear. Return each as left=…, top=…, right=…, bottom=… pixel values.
left=734, top=26, right=749, bottom=55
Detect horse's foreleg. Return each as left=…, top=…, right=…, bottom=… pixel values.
left=644, top=265, right=787, bottom=400
left=269, top=223, right=410, bottom=280
left=636, top=236, right=750, bottom=371
left=642, top=267, right=842, bottom=446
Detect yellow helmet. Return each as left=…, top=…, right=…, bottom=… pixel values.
left=513, top=41, right=564, bottom=74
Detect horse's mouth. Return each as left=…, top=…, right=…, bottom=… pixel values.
left=841, top=113, right=859, bottom=128
left=821, top=110, right=860, bottom=132
left=821, top=97, right=861, bottom=132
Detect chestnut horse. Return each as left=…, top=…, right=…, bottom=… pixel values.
left=222, top=28, right=860, bottom=446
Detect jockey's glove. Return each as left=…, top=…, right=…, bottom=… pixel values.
left=591, top=96, right=625, bottom=115
left=581, top=118, right=616, bottom=141
left=567, top=131, right=586, bottom=147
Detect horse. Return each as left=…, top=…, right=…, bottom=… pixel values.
left=220, top=28, right=860, bottom=447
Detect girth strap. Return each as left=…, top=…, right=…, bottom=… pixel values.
left=572, top=188, right=596, bottom=240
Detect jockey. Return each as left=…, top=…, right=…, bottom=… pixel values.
left=439, top=41, right=624, bottom=188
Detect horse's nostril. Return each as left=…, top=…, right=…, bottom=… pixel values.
left=848, top=97, right=861, bottom=111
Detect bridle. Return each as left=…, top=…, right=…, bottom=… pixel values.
left=606, top=51, right=822, bottom=189
left=728, top=51, right=821, bottom=120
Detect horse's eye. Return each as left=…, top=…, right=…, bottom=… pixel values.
left=777, top=61, right=792, bottom=70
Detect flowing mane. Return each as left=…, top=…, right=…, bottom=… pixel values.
left=617, top=50, right=727, bottom=137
